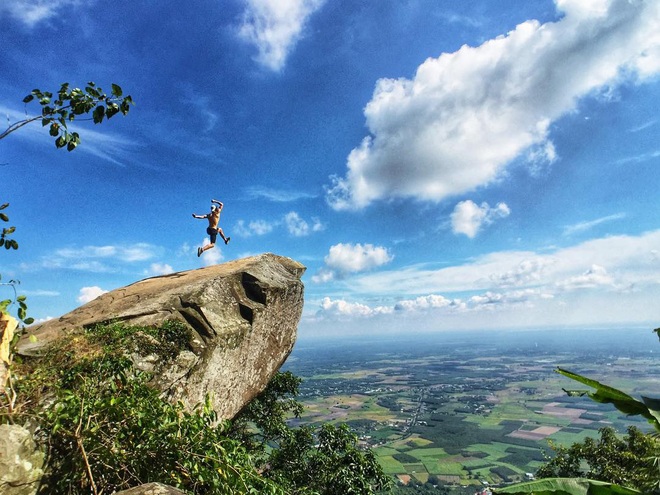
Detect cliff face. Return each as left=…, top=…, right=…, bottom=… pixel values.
left=17, top=253, right=306, bottom=421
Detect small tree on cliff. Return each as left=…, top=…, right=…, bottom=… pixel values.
left=230, top=371, right=393, bottom=495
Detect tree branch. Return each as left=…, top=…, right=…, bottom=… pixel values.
left=0, top=115, right=43, bottom=141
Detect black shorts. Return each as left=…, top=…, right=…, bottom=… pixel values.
left=206, top=227, right=218, bottom=243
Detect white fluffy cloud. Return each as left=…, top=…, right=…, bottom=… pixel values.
left=313, top=289, right=538, bottom=322
left=284, top=211, right=324, bottom=237
left=148, top=263, right=174, bottom=276
left=556, top=264, right=614, bottom=291
left=77, top=286, right=107, bottom=304
left=312, top=243, right=393, bottom=283
left=238, top=0, right=326, bottom=71
left=317, top=297, right=393, bottom=319
left=234, top=219, right=276, bottom=237
left=0, top=0, right=83, bottom=27
left=349, top=230, right=660, bottom=297
left=451, top=200, right=510, bottom=238
left=326, top=0, right=660, bottom=210
left=235, top=212, right=323, bottom=237
left=394, top=294, right=460, bottom=312
left=200, top=238, right=224, bottom=266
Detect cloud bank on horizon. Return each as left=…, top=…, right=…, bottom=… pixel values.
left=326, top=0, right=660, bottom=210
left=309, top=229, right=660, bottom=330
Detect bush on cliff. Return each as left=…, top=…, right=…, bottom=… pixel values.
left=7, top=320, right=391, bottom=495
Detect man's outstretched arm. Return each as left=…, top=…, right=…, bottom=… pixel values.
left=192, top=213, right=207, bottom=219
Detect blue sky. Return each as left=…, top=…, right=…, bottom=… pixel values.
left=1, top=0, right=659, bottom=337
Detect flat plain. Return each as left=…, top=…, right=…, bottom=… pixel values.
left=282, top=328, right=660, bottom=488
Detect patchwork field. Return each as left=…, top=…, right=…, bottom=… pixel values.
left=282, top=329, right=659, bottom=490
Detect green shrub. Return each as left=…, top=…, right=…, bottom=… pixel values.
left=40, top=371, right=282, bottom=494
left=8, top=321, right=391, bottom=495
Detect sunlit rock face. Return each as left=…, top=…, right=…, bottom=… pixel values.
left=18, top=253, right=306, bottom=420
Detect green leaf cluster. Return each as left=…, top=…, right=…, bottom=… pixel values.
left=24, top=82, right=133, bottom=150
left=0, top=203, right=33, bottom=324
left=265, top=423, right=393, bottom=495
left=1, top=81, right=134, bottom=150
left=40, top=371, right=283, bottom=494
left=0, top=202, right=18, bottom=251
left=534, top=426, right=658, bottom=492
left=495, top=477, right=642, bottom=495
left=556, top=367, right=660, bottom=431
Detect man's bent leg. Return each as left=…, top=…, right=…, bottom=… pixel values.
left=201, top=242, right=216, bottom=253
left=218, top=228, right=230, bottom=244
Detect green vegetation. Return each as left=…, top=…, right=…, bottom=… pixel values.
left=378, top=455, right=406, bottom=475
left=536, top=426, right=658, bottom=491
left=496, top=330, right=660, bottom=495
left=393, top=453, right=420, bottom=463
left=0, top=203, right=18, bottom=252
left=3, top=320, right=391, bottom=494
left=556, top=366, right=660, bottom=431
left=230, top=371, right=391, bottom=494
left=0, top=202, right=33, bottom=326
left=267, top=422, right=391, bottom=495
left=41, top=371, right=277, bottom=494
left=496, top=478, right=643, bottom=495
left=0, top=82, right=133, bottom=150
left=10, top=321, right=277, bottom=494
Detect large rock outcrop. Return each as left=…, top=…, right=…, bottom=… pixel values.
left=0, top=424, right=44, bottom=495
left=17, top=253, right=305, bottom=421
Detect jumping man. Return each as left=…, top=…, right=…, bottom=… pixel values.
left=192, top=199, right=230, bottom=257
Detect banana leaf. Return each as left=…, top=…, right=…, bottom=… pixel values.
left=556, top=367, right=660, bottom=431
left=494, top=477, right=642, bottom=495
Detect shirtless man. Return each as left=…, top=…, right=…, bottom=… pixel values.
left=192, top=199, right=230, bottom=257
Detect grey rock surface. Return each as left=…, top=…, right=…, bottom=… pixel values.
left=18, top=253, right=306, bottom=420
left=114, top=482, right=188, bottom=495
left=0, top=424, right=44, bottom=495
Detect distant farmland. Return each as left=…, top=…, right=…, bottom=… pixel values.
left=283, top=329, right=659, bottom=489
